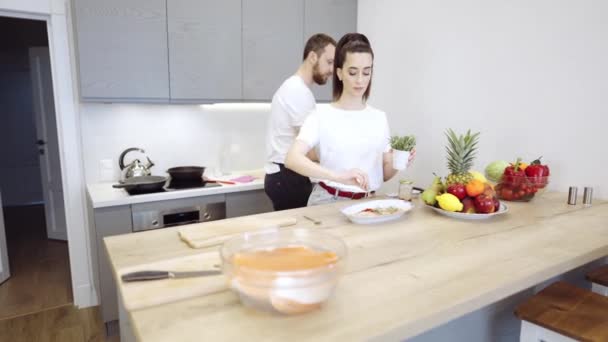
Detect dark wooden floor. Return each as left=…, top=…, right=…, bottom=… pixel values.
left=0, top=205, right=72, bottom=319
left=0, top=205, right=116, bottom=341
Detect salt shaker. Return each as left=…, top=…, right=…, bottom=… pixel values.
left=567, top=186, right=578, bottom=205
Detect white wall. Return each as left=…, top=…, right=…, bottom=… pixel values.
left=360, top=0, right=608, bottom=199
left=80, top=103, right=270, bottom=183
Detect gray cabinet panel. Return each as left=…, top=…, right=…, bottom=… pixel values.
left=73, top=0, right=169, bottom=100
left=168, top=0, right=242, bottom=100
left=226, top=190, right=273, bottom=218
left=243, top=0, right=304, bottom=100
left=93, top=205, right=133, bottom=323
left=304, top=0, right=357, bottom=102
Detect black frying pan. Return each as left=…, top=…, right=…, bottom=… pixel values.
left=113, top=176, right=167, bottom=195
left=167, top=166, right=206, bottom=181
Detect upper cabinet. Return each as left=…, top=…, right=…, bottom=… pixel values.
left=72, top=0, right=170, bottom=101
left=72, top=0, right=356, bottom=103
left=242, top=0, right=304, bottom=101
left=167, top=0, right=242, bottom=101
left=304, top=0, right=358, bottom=102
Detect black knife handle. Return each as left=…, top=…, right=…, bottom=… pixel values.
left=121, top=270, right=170, bottom=282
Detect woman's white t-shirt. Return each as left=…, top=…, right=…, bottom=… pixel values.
left=296, top=104, right=391, bottom=192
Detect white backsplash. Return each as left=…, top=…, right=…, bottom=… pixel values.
left=80, top=103, right=270, bottom=184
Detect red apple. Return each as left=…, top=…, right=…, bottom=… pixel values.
left=447, top=184, right=467, bottom=200
left=474, top=194, right=496, bottom=214
left=461, top=197, right=476, bottom=214
left=492, top=197, right=500, bottom=212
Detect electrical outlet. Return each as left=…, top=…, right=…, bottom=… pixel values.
left=99, top=159, right=114, bottom=182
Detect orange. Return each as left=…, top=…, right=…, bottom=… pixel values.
left=465, top=179, right=485, bottom=197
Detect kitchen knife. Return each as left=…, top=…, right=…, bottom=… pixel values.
left=121, top=270, right=222, bottom=282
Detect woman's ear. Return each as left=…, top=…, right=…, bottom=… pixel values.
left=336, top=68, right=343, bottom=81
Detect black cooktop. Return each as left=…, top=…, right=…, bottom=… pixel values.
left=165, top=178, right=222, bottom=190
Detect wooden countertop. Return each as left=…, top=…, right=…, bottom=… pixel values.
left=104, top=192, right=608, bottom=341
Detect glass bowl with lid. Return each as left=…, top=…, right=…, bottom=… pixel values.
left=220, top=228, right=347, bottom=315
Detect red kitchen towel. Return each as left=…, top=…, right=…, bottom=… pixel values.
left=230, top=175, right=256, bottom=183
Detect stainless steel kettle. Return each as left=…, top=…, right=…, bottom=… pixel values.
left=118, top=147, right=154, bottom=182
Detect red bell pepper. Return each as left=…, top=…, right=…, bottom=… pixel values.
left=503, top=159, right=526, bottom=186
left=526, top=156, right=549, bottom=187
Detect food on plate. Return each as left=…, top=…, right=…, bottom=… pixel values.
left=474, top=194, right=496, bottom=214
left=421, top=129, right=506, bottom=216
left=447, top=183, right=467, bottom=200
left=445, top=129, right=480, bottom=185
left=461, top=197, right=476, bottom=214
left=355, top=206, right=401, bottom=217
left=469, top=170, right=487, bottom=183
left=465, top=179, right=485, bottom=197
left=436, top=193, right=463, bottom=212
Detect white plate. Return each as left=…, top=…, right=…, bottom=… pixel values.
left=341, top=199, right=413, bottom=225
left=426, top=202, right=509, bottom=220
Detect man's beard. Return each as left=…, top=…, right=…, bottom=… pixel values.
left=312, top=63, right=330, bottom=85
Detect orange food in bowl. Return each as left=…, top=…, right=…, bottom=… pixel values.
left=233, top=246, right=338, bottom=271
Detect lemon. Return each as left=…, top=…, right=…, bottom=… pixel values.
left=436, top=193, right=463, bottom=212
left=469, top=170, right=487, bottom=183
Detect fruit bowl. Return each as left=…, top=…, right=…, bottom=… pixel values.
left=220, top=228, right=346, bottom=315
left=426, top=202, right=509, bottom=220
left=495, top=175, right=549, bottom=202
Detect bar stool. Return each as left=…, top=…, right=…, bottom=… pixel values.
left=514, top=281, right=608, bottom=342
left=586, top=265, right=608, bottom=296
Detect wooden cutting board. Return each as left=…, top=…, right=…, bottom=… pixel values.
left=178, top=217, right=298, bottom=249
left=118, top=252, right=226, bottom=312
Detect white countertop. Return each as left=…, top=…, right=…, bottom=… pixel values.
left=87, top=170, right=265, bottom=208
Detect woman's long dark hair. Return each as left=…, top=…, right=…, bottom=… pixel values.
left=332, top=33, right=374, bottom=102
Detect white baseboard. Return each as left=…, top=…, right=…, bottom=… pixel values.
left=74, top=282, right=99, bottom=308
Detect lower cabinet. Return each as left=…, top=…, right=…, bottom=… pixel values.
left=226, top=189, right=273, bottom=218
left=91, top=205, right=133, bottom=324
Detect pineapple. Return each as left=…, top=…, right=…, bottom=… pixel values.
left=445, top=129, right=480, bottom=185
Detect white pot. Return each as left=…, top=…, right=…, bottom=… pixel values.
left=392, top=149, right=410, bottom=170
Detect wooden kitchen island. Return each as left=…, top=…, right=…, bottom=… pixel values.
left=104, top=192, right=608, bottom=341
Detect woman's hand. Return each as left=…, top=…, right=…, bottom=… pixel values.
left=407, top=148, right=416, bottom=167
left=333, top=168, right=369, bottom=190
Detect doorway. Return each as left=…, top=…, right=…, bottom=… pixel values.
left=0, top=16, right=70, bottom=319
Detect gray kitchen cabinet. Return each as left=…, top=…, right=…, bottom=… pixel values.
left=226, top=190, right=273, bottom=218
left=167, top=0, right=242, bottom=101
left=91, top=205, right=133, bottom=324
left=242, top=0, right=304, bottom=100
left=304, top=0, right=357, bottom=102
left=72, top=0, right=169, bottom=101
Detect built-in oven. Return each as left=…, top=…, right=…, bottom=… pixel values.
left=131, top=194, right=226, bottom=232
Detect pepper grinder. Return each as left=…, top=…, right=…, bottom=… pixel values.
left=583, top=187, right=593, bottom=206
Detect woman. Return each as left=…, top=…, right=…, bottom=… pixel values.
left=285, top=33, right=415, bottom=206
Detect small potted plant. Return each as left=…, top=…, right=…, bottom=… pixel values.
left=390, top=135, right=416, bottom=170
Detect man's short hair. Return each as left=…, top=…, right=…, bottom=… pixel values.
left=302, top=33, right=337, bottom=61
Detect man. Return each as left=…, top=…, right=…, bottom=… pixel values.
left=264, top=33, right=336, bottom=211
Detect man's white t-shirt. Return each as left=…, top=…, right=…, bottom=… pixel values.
left=265, top=75, right=315, bottom=174
left=296, top=104, right=391, bottom=192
